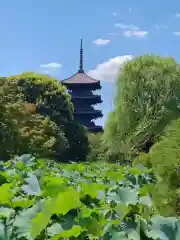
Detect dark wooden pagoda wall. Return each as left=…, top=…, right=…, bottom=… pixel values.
left=67, top=87, right=103, bottom=132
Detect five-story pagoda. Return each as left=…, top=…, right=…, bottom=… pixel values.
left=62, top=39, right=103, bottom=133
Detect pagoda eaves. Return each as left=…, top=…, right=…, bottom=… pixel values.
left=62, top=72, right=101, bottom=89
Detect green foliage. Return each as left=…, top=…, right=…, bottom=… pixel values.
left=8, top=72, right=73, bottom=123
left=0, top=77, right=26, bottom=159
left=62, top=122, right=89, bottom=161
left=19, top=114, right=68, bottom=157
left=0, top=78, right=68, bottom=160
left=147, top=118, right=180, bottom=216
left=7, top=72, right=89, bottom=161
left=0, top=154, right=179, bottom=239
left=104, top=55, right=180, bottom=162
left=86, top=133, right=108, bottom=162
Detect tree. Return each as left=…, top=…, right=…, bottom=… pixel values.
left=147, top=118, right=180, bottom=216
left=0, top=77, right=25, bottom=159
left=86, top=133, right=108, bottom=162
left=103, top=55, right=180, bottom=162
left=19, top=114, right=68, bottom=158
left=8, top=72, right=74, bottom=123
left=62, top=122, right=89, bottom=162
left=8, top=73, right=89, bottom=161
left=0, top=78, right=68, bottom=160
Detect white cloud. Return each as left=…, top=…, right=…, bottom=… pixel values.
left=87, top=55, right=133, bottom=82
left=175, top=13, right=180, bottom=17
left=173, top=31, right=180, bottom=36
left=92, top=38, right=111, bottom=45
left=112, top=12, right=117, bottom=16
left=40, top=62, right=63, bottom=68
left=155, top=25, right=168, bottom=29
left=39, top=62, right=63, bottom=76
left=124, top=30, right=148, bottom=38
left=114, top=23, right=139, bottom=30
left=114, top=22, right=148, bottom=38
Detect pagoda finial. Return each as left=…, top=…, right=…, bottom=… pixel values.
left=78, top=38, right=84, bottom=73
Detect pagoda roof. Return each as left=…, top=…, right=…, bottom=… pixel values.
left=62, top=71, right=100, bottom=85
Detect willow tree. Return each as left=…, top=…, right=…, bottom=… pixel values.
left=8, top=73, right=89, bottom=161
left=104, top=55, right=180, bottom=162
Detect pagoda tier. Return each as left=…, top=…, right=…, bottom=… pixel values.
left=71, top=90, right=102, bottom=105
left=62, top=39, right=103, bottom=133
left=72, top=96, right=102, bottom=105
left=74, top=110, right=102, bottom=119
left=74, top=117, right=103, bottom=133
left=88, top=125, right=102, bottom=133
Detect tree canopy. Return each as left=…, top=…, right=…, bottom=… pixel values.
left=133, top=118, right=180, bottom=216
left=8, top=72, right=74, bottom=123
left=0, top=78, right=68, bottom=160
left=7, top=73, right=89, bottom=161
left=103, top=55, right=180, bottom=162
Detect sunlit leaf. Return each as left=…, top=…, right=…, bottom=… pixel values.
left=106, top=187, right=138, bottom=205
left=114, top=203, right=129, bottom=221
left=14, top=201, right=43, bottom=238
left=30, top=200, right=53, bottom=239
left=12, top=197, right=34, bottom=208
left=21, top=174, right=41, bottom=196
left=53, top=190, right=81, bottom=215
left=51, top=225, right=83, bottom=239
left=0, top=207, right=14, bottom=219
left=139, top=195, right=153, bottom=207
left=0, top=184, right=13, bottom=205
left=47, top=223, right=63, bottom=236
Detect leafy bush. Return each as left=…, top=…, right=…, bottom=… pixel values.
left=86, top=133, right=108, bottom=162
left=0, top=154, right=179, bottom=239
left=7, top=72, right=89, bottom=161
left=104, top=55, right=180, bottom=162
left=62, top=121, right=89, bottom=162
left=0, top=78, right=68, bottom=160
left=147, top=118, right=180, bottom=216
left=8, top=72, right=73, bottom=122
left=19, top=114, right=68, bottom=158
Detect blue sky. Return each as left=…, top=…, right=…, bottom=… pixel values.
left=1, top=0, right=180, bottom=126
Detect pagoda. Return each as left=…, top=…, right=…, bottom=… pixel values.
left=62, top=39, right=103, bottom=133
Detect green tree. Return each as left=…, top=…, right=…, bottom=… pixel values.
left=148, top=118, right=180, bottom=215
left=86, top=133, right=108, bottom=162
left=0, top=78, right=68, bottom=160
left=8, top=72, right=89, bottom=161
left=0, top=77, right=25, bottom=159
left=104, top=55, right=180, bottom=162
left=131, top=118, right=180, bottom=216
left=8, top=72, right=73, bottom=123
left=19, top=114, right=68, bottom=158
left=62, top=122, right=89, bottom=162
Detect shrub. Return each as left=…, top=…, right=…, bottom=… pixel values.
left=86, top=133, right=106, bottom=162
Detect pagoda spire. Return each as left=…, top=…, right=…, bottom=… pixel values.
left=78, top=38, right=84, bottom=73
